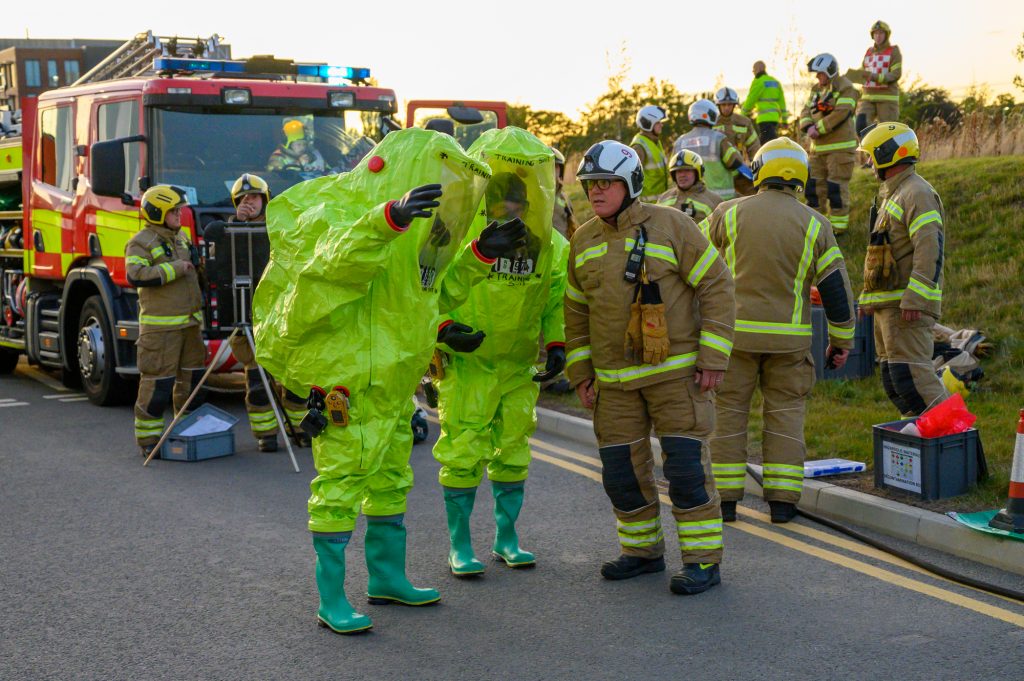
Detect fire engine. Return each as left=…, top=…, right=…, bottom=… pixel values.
left=0, top=32, right=399, bottom=405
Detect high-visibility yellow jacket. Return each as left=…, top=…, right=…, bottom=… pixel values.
left=706, top=186, right=855, bottom=353
left=799, top=76, right=860, bottom=154
left=656, top=183, right=724, bottom=223
left=742, top=73, right=787, bottom=124
left=715, top=112, right=761, bottom=159
left=859, top=168, right=944, bottom=318
left=125, top=223, right=204, bottom=334
left=564, top=201, right=735, bottom=391
left=630, top=132, right=669, bottom=200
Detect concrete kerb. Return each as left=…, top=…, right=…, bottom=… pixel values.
left=535, top=406, right=1024, bottom=576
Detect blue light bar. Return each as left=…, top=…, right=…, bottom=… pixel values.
left=154, top=57, right=370, bottom=83
left=153, top=57, right=245, bottom=73
left=295, top=64, right=371, bottom=81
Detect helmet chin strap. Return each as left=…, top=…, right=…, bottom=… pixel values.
left=611, top=195, right=636, bottom=220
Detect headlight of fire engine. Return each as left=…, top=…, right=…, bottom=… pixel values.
left=222, top=88, right=251, bottom=105
left=328, top=92, right=355, bottom=108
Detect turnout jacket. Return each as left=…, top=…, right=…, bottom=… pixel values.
left=859, top=168, right=944, bottom=318
left=799, top=76, right=860, bottom=154
left=564, top=201, right=735, bottom=391
left=706, top=187, right=855, bottom=353
left=715, top=112, right=761, bottom=159
left=656, top=182, right=724, bottom=223
left=851, top=42, right=903, bottom=102
left=125, top=223, right=203, bottom=334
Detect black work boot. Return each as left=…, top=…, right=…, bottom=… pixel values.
left=769, top=501, right=797, bottom=524
left=258, top=435, right=279, bottom=452
left=600, top=554, right=665, bottom=580
left=670, top=563, right=721, bottom=595
left=720, top=501, right=737, bottom=522
left=140, top=444, right=159, bottom=460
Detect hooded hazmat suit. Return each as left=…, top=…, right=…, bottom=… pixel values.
left=253, top=128, right=493, bottom=534
left=431, top=127, right=568, bottom=572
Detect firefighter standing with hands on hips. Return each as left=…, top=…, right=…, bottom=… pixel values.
left=706, top=138, right=856, bottom=523
left=224, top=173, right=310, bottom=451
left=126, top=186, right=205, bottom=457
left=800, top=54, right=860, bottom=234
left=565, top=140, right=735, bottom=595
left=858, top=122, right=947, bottom=416
left=657, top=149, right=724, bottom=226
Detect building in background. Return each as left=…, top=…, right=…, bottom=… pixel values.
left=0, top=38, right=122, bottom=111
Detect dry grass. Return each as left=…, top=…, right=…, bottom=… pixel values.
left=913, top=111, right=1024, bottom=159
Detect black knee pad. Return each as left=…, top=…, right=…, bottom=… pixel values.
left=188, top=369, right=208, bottom=408
left=144, top=376, right=175, bottom=417
left=889, top=363, right=927, bottom=415
left=879, top=362, right=909, bottom=413
left=827, top=181, right=843, bottom=209
left=599, top=444, right=649, bottom=512
left=855, top=113, right=869, bottom=137
left=246, top=368, right=270, bottom=406
left=661, top=436, right=710, bottom=509
left=805, top=178, right=819, bottom=207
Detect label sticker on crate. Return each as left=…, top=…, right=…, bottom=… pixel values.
left=882, top=441, right=922, bottom=493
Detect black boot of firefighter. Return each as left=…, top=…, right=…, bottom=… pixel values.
left=720, top=500, right=737, bottom=522
left=769, top=500, right=798, bottom=524
left=670, top=562, right=721, bottom=595
left=600, top=554, right=665, bottom=580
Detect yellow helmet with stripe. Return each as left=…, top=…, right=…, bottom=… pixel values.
left=230, top=173, right=271, bottom=209
left=141, top=185, right=187, bottom=226
left=870, top=20, right=891, bottom=39
left=750, top=137, right=808, bottom=189
left=858, top=122, right=919, bottom=178
left=668, top=149, right=705, bottom=183
left=283, top=119, right=306, bottom=147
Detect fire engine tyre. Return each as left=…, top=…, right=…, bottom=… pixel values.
left=0, top=347, right=18, bottom=374
left=77, top=295, right=133, bottom=406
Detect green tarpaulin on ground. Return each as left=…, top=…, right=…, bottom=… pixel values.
left=948, top=510, right=1024, bottom=542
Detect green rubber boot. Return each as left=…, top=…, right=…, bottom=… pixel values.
left=364, top=516, right=441, bottom=606
left=491, top=481, right=536, bottom=568
left=443, top=487, right=485, bottom=576
left=311, top=533, right=373, bottom=634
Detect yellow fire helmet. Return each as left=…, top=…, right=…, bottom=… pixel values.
left=750, top=137, right=808, bottom=189
left=141, top=185, right=188, bottom=225
left=858, top=122, right=919, bottom=177
left=230, top=173, right=271, bottom=209
left=870, top=20, right=891, bottom=39
left=283, top=119, right=306, bottom=147
left=668, top=149, right=705, bottom=183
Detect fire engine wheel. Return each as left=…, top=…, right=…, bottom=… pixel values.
left=77, top=295, right=134, bottom=406
left=0, top=347, right=18, bottom=374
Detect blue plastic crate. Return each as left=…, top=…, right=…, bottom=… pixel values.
left=160, top=403, right=239, bottom=462
left=811, top=304, right=876, bottom=380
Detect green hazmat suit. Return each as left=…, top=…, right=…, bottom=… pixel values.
left=433, top=127, right=569, bottom=489
left=253, top=128, right=493, bottom=533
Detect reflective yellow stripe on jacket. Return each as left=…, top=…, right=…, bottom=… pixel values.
left=595, top=352, right=698, bottom=385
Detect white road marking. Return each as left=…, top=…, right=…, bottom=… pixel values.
left=58, top=396, right=89, bottom=402
left=0, top=398, right=17, bottom=403
left=44, top=393, right=84, bottom=399
left=0, top=402, right=29, bottom=408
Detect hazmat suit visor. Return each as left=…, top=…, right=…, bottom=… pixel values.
left=418, top=161, right=489, bottom=292
left=468, top=127, right=556, bottom=277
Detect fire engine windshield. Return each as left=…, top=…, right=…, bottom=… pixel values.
left=150, top=108, right=384, bottom=206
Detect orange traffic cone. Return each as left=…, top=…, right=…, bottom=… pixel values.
left=990, top=409, right=1024, bottom=533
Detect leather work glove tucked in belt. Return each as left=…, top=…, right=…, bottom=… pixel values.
left=624, top=272, right=670, bottom=366
left=864, top=228, right=898, bottom=291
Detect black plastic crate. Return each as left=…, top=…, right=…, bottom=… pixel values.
left=872, top=418, right=979, bottom=500
left=811, top=305, right=875, bottom=380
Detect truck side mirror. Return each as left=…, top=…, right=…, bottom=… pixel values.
left=446, top=106, right=484, bottom=125
left=91, top=135, right=145, bottom=204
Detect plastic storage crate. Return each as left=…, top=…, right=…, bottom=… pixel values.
left=160, top=403, right=238, bottom=462
left=872, top=418, right=979, bottom=500
left=811, top=305, right=875, bottom=380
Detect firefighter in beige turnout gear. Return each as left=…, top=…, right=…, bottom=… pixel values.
left=848, top=21, right=903, bottom=139
left=566, top=140, right=735, bottom=595
left=714, top=87, right=761, bottom=197
left=656, top=149, right=724, bottom=224
left=630, top=106, right=670, bottom=202
left=224, top=174, right=309, bottom=451
left=126, top=185, right=206, bottom=456
left=800, top=53, right=860, bottom=234
left=858, top=122, right=948, bottom=415
left=706, top=138, right=856, bottom=523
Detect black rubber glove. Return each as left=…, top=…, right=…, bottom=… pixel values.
left=533, top=346, right=566, bottom=383
left=389, top=184, right=442, bottom=227
left=438, top=322, right=486, bottom=353
left=476, top=217, right=527, bottom=260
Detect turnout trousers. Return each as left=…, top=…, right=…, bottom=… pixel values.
left=593, top=378, right=723, bottom=565
left=808, top=151, right=856, bottom=233
left=133, top=326, right=206, bottom=447
left=710, top=349, right=816, bottom=505
left=229, top=334, right=307, bottom=438
left=873, top=308, right=948, bottom=416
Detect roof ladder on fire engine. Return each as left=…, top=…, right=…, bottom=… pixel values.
left=72, top=31, right=230, bottom=86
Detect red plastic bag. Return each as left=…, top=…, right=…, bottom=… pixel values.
left=915, top=394, right=977, bottom=438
